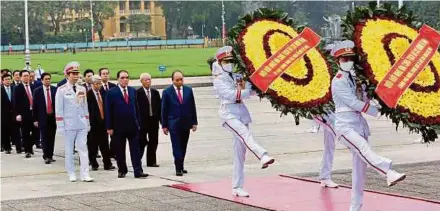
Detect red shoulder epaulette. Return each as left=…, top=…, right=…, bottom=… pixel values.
left=336, top=73, right=342, bottom=79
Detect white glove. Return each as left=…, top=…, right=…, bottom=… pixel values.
left=57, top=127, right=66, bottom=136
left=16, top=115, right=22, bottom=122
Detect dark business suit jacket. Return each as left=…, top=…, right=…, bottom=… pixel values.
left=1, top=85, right=14, bottom=123
left=137, top=87, right=161, bottom=128
left=13, top=83, right=35, bottom=122
left=87, top=89, right=107, bottom=130
left=32, top=85, right=56, bottom=128
left=105, top=86, right=140, bottom=132
left=161, top=85, right=198, bottom=131
left=100, top=82, right=116, bottom=95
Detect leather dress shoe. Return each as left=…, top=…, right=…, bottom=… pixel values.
left=176, top=171, right=183, bottom=176
left=147, top=164, right=160, bottom=167
left=25, top=153, right=32, bottom=158
left=118, top=173, right=126, bottom=178
left=104, top=165, right=116, bottom=170
left=44, top=158, right=51, bottom=164
left=5, top=150, right=11, bottom=154
left=135, top=173, right=149, bottom=178
left=182, top=170, right=188, bottom=174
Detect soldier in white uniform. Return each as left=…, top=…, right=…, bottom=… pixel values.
left=330, top=40, right=406, bottom=211
left=212, top=46, right=275, bottom=197
left=55, top=62, right=94, bottom=182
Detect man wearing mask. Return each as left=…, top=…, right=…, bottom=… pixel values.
left=32, top=73, right=57, bottom=164
left=1, top=74, right=14, bottom=154
left=330, top=40, right=406, bottom=211
left=13, top=70, right=36, bottom=158
left=55, top=62, right=94, bottom=182
left=212, top=46, right=275, bottom=197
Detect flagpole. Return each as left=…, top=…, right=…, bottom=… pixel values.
left=398, top=0, right=403, bottom=8
left=24, top=0, right=31, bottom=67
left=221, top=0, right=225, bottom=46
left=90, top=0, right=95, bottom=48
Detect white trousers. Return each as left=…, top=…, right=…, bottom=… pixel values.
left=223, top=119, right=267, bottom=189
left=64, top=129, right=90, bottom=179
left=314, top=117, right=336, bottom=181
left=337, top=129, right=392, bottom=211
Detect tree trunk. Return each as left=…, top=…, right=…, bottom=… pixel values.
left=98, top=30, right=104, bottom=42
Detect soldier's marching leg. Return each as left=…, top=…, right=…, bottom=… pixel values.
left=319, top=129, right=336, bottom=181
left=232, top=135, right=246, bottom=189
left=64, top=130, right=77, bottom=181
left=350, top=150, right=367, bottom=211
left=223, top=119, right=274, bottom=168
left=338, top=129, right=391, bottom=176
left=76, top=129, right=93, bottom=182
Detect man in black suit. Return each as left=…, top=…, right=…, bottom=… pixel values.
left=12, top=70, right=21, bottom=85
left=161, top=70, right=198, bottom=176
left=1, top=74, right=14, bottom=154
left=98, top=67, right=116, bottom=158
left=13, top=70, right=35, bottom=158
left=137, top=73, right=161, bottom=167
left=99, top=67, right=116, bottom=93
left=83, top=69, right=94, bottom=92
left=87, top=75, right=115, bottom=171
left=105, top=70, right=148, bottom=179
left=32, top=73, right=57, bottom=164
left=29, top=70, right=43, bottom=88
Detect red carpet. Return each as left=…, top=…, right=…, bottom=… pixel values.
left=170, top=175, right=440, bottom=211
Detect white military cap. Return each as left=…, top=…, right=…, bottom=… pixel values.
left=215, top=46, right=233, bottom=61
left=330, top=40, right=356, bottom=58
left=63, top=61, right=80, bottom=75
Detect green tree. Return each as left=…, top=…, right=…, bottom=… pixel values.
left=44, top=1, right=71, bottom=35
left=127, top=14, right=151, bottom=37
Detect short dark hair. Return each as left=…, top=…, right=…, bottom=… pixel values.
left=98, top=67, right=109, bottom=75
left=207, top=57, right=216, bottom=71
left=13, top=70, right=20, bottom=76
left=83, top=69, right=94, bottom=77
left=116, top=70, right=129, bottom=79
left=171, top=70, right=184, bottom=80
left=19, top=70, right=29, bottom=76
left=2, top=74, right=11, bottom=81
left=41, top=72, right=51, bottom=80
left=1, top=69, right=9, bottom=74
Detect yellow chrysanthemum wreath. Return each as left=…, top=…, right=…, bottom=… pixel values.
left=228, top=8, right=337, bottom=124
left=343, top=2, right=440, bottom=142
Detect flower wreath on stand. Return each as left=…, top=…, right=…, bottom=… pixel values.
left=227, top=8, right=337, bottom=124
left=342, top=2, right=440, bottom=143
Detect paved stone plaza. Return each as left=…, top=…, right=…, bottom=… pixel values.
left=2, top=86, right=439, bottom=210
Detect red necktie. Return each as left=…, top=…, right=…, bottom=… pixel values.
left=123, top=89, right=129, bottom=104
left=177, top=88, right=183, bottom=104
left=46, top=88, right=53, bottom=114
left=25, top=85, right=33, bottom=106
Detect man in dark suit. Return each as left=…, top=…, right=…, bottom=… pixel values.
left=99, top=67, right=116, bottom=158
left=57, top=77, right=67, bottom=88
left=12, top=70, right=21, bottom=85
left=161, top=70, right=198, bottom=176
left=87, top=75, right=115, bottom=171
left=137, top=73, right=161, bottom=167
left=13, top=70, right=35, bottom=158
left=29, top=70, right=42, bottom=149
left=32, top=73, right=57, bottom=164
left=105, top=70, right=148, bottom=179
left=99, top=68, right=116, bottom=93
left=1, top=74, right=14, bottom=154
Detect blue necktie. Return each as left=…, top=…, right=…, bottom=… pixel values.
left=6, top=87, right=11, bottom=101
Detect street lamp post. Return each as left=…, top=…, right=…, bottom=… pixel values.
left=24, top=0, right=31, bottom=68
left=221, top=0, right=225, bottom=46
left=90, top=0, right=95, bottom=48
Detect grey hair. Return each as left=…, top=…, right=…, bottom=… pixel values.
left=139, top=73, right=152, bottom=81
left=90, top=75, right=102, bottom=84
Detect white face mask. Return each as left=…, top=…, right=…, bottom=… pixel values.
left=222, top=63, right=233, bottom=72
left=340, top=61, right=354, bottom=72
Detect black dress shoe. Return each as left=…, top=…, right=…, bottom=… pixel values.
left=182, top=170, right=188, bottom=174
left=92, top=166, right=99, bottom=171
left=25, top=153, right=31, bottom=158
left=16, top=150, right=23, bottom=154
left=50, top=158, right=56, bottom=162
left=5, top=150, right=11, bottom=154
left=104, top=166, right=116, bottom=170
left=135, top=173, right=149, bottom=178
left=147, top=164, right=160, bottom=167
left=118, top=173, right=126, bottom=178
left=176, top=171, right=183, bottom=176
left=44, top=158, right=51, bottom=164
left=36, top=144, right=41, bottom=149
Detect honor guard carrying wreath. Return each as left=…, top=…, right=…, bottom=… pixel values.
left=212, top=46, right=275, bottom=197
left=55, top=62, right=94, bottom=182
left=330, top=40, right=406, bottom=211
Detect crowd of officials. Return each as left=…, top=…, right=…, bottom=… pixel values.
left=1, top=61, right=198, bottom=181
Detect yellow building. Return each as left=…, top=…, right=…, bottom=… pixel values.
left=102, top=0, right=166, bottom=40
